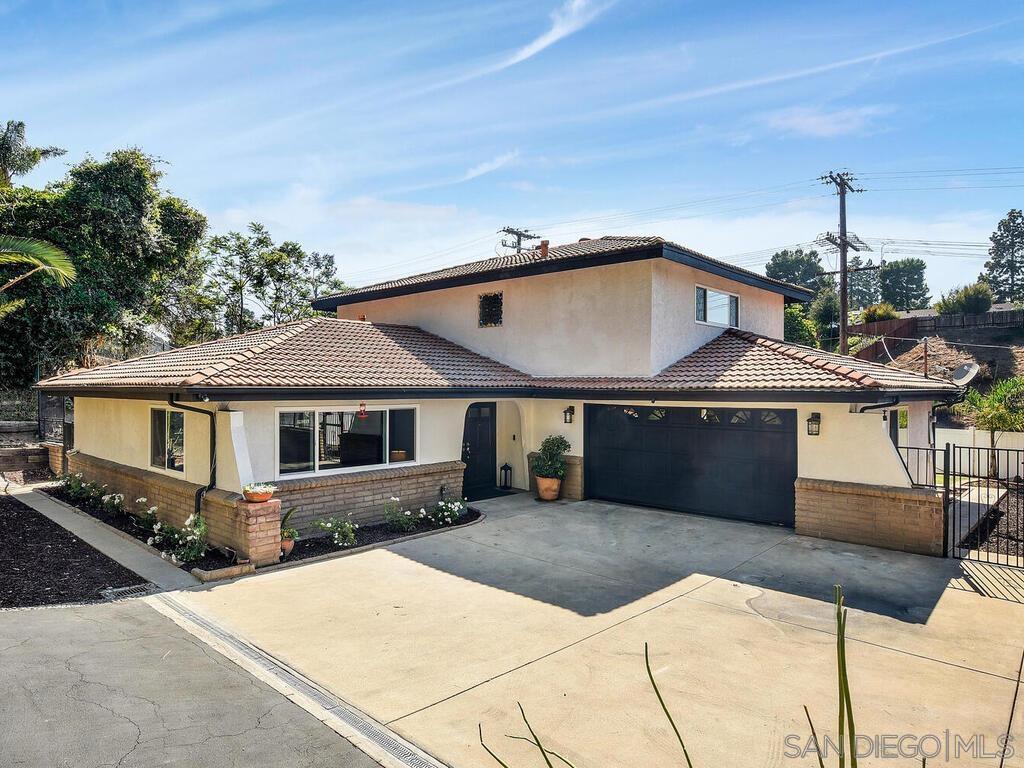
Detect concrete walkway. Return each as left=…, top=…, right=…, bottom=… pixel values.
left=0, top=599, right=378, bottom=768
left=172, top=493, right=1024, bottom=767
left=9, top=485, right=199, bottom=590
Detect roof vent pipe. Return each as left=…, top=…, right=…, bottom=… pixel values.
left=539, top=240, right=549, bottom=258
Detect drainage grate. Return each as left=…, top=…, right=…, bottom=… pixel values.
left=100, top=583, right=158, bottom=601
left=155, top=594, right=446, bottom=768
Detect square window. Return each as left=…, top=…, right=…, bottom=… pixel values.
left=478, top=292, right=503, bottom=327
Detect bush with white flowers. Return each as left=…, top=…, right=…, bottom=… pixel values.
left=383, top=496, right=420, bottom=533
left=315, top=515, right=358, bottom=547
left=425, top=497, right=466, bottom=527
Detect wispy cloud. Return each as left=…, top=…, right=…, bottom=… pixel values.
left=760, top=104, right=894, bottom=137
left=459, top=150, right=519, bottom=182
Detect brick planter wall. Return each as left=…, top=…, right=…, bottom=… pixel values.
left=0, top=446, right=49, bottom=473
left=67, top=452, right=281, bottom=566
left=795, top=477, right=944, bottom=556
left=527, top=453, right=583, bottom=500
left=45, top=442, right=65, bottom=475
left=275, top=460, right=466, bottom=534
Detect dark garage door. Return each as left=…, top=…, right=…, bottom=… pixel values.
left=584, top=404, right=797, bottom=526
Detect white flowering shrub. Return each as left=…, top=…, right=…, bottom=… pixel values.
left=100, top=492, right=125, bottom=516
left=383, top=496, right=420, bottom=533
left=315, top=515, right=358, bottom=547
left=145, top=511, right=208, bottom=564
left=425, top=497, right=466, bottom=527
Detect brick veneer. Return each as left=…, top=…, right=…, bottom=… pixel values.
left=67, top=452, right=281, bottom=566
left=45, top=442, right=65, bottom=475
left=275, top=460, right=466, bottom=534
left=0, top=446, right=48, bottom=473
left=527, top=453, right=584, bottom=500
left=795, top=477, right=944, bottom=557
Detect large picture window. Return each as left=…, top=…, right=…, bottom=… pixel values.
left=278, top=407, right=417, bottom=477
left=695, top=286, right=739, bottom=328
left=150, top=409, right=184, bottom=473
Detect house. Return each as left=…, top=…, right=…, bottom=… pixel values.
left=38, top=235, right=960, bottom=565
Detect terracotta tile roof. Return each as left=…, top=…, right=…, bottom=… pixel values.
left=315, top=235, right=810, bottom=307
left=37, top=321, right=957, bottom=396
left=37, top=317, right=533, bottom=390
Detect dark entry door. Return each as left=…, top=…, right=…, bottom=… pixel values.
left=462, top=402, right=497, bottom=501
left=584, top=405, right=797, bottom=526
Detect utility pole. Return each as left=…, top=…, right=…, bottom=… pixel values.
left=498, top=226, right=540, bottom=254
left=820, top=171, right=864, bottom=354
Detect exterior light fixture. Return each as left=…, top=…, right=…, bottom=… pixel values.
left=357, top=402, right=368, bottom=420
left=807, top=412, right=821, bottom=436
left=500, top=462, right=513, bottom=490
left=563, top=405, right=575, bottom=424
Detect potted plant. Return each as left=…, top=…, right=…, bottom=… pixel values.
left=243, top=482, right=277, bottom=503
left=280, top=507, right=299, bottom=557
left=530, top=435, right=571, bottom=501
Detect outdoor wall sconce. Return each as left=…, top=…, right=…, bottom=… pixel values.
left=357, top=401, right=368, bottom=419
left=807, top=412, right=821, bottom=436
left=563, top=405, right=575, bottom=424
left=500, top=462, right=513, bottom=490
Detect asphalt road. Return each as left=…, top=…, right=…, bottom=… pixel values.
left=0, top=599, right=379, bottom=768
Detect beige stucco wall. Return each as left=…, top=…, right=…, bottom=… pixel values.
left=338, top=258, right=787, bottom=377
left=649, top=260, right=785, bottom=372
left=73, top=397, right=215, bottom=488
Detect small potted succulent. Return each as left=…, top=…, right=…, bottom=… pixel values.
left=530, top=434, right=571, bottom=501
left=243, top=482, right=277, bottom=503
left=280, top=507, right=299, bottom=557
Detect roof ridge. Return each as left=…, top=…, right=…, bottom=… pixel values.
left=728, top=329, right=881, bottom=388
left=180, top=318, right=321, bottom=386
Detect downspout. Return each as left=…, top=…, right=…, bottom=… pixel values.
left=168, top=395, right=216, bottom=518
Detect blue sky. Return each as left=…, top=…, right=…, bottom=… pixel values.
left=4, top=0, right=1023, bottom=295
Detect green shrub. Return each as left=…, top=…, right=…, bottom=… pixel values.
left=383, top=496, right=419, bottom=532
left=783, top=303, right=816, bottom=346
left=935, top=282, right=993, bottom=315
left=426, top=497, right=466, bottom=527
left=280, top=507, right=300, bottom=541
left=315, top=516, right=358, bottom=547
left=858, top=302, right=899, bottom=323
left=530, top=434, right=571, bottom=479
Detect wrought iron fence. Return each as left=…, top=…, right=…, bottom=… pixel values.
left=37, top=393, right=72, bottom=443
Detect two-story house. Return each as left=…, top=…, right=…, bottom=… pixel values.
left=39, top=235, right=960, bottom=564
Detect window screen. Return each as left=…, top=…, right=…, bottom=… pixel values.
left=150, top=409, right=184, bottom=472
left=478, top=292, right=503, bottom=327
left=696, top=286, right=739, bottom=327
left=279, top=411, right=314, bottom=474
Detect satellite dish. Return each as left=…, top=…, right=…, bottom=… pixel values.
left=950, top=362, right=980, bottom=387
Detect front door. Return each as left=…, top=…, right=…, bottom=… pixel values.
left=462, top=402, right=497, bottom=501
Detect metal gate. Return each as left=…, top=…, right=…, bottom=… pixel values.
left=900, top=443, right=1024, bottom=567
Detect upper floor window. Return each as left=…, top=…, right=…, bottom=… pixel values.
left=150, top=408, right=185, bottom=473
left=696, top=286, right=739, bottom=328
left=478, top=292, right=503, bottom=327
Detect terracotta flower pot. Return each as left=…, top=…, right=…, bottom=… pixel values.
left=244, top=490, right=273, bottom=503
left=535, top=476, right=561, bottom=501
left=281, top=537, right=295, bottom=557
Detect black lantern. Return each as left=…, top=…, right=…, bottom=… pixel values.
left=500, top=462, right=513, bottom=490
left=563, top=405, right=575, bottom=424
left=807, top=412, right=821, bottom=436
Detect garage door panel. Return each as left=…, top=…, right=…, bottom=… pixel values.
left=584, top=404, right=797, bottom=526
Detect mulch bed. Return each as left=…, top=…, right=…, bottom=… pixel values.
left=284, top=509, right=482, bottom=563
left=963, top=485, right=1024, bottom=558
left=0, top=494, right=145, bottom=609
left=44, top=485, right=235, bottom=572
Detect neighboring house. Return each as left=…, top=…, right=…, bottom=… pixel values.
left=39, top=235, right=960, bottom=564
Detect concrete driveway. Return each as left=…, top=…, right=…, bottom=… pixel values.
left=174, top=494, right=1024, bottom=767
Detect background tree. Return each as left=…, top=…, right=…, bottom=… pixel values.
left=0, top=235, right=75, bottom=319
left=934, top=282, right=993, bottom=316
left=0, top=120, right=66, bottom=187
left=847, top=253, right=880, bottom=309
left=956, top=377, right=1024, bottom=476
left=880, top=258, right=930, bottom=310
left=783, top=303, right=816, bottom=346
left=765, top=248, right=824, bottom=292
left=256, top=241, right=312, bottom=325
left=980, top=209, right=1024, bottom=303
left=305, top=250, right=347, bottom=300
left=0, top=149, right=206, bottom=385
left=808, top=278, right=840, bottom=350
left=208, top=223, right=275, bottom=335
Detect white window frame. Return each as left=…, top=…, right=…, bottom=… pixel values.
left=148, top=406, right=186, bottom=476
left=273, top=404, right=420, bottom=480
left=695, top=284, right=740, bottom=329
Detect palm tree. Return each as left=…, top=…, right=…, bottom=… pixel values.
left=956, top=377, right=1024, bottom=477
left=0, top=121, right=66, bottom=187
left=0, top=235, right=76, bottom=319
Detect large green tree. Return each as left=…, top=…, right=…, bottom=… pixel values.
left=208, top=223, right=275, bottom=336
left=880, top=258, right=930, bottom=310
left=0, top=235, right=75, bottom=319
left=847, top=253, right=880, bottom=310
left=0, top=149, right=207, bottom=385
left=765, top=248, right=824, bottom=293
left=980, top=209, right=1024, bottom=303
left=0, top=120, right=66, bottom=187
left=956, top=377, right=1024, bottom=476
left=808, top=277, right=840, bottom=350
left=783, top=302, right=817, bottom=346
